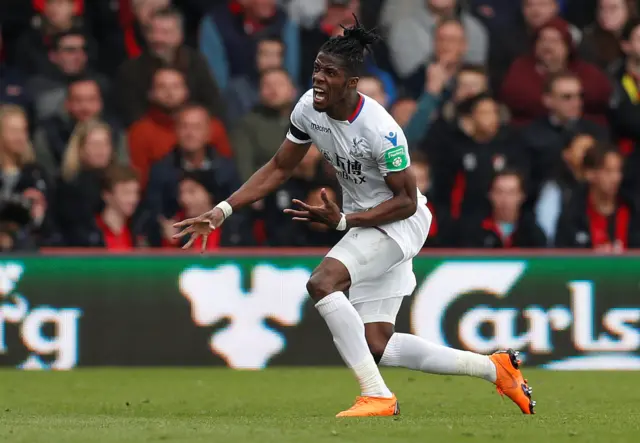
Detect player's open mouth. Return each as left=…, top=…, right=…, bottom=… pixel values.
left=313, top=87, right=327, bottom=105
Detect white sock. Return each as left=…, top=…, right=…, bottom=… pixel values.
left=380, top=333, right=497, bottom=383
left=316, top=292, right=393, bottom=398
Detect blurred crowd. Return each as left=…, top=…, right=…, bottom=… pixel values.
left=0, top=0, right=639, bottom=252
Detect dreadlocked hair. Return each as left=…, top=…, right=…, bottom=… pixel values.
left=319, top=15, right=381, bottom=76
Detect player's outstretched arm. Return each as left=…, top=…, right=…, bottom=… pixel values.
left=226, top=139, right=311, bottom=210
left=346, top=168, right=418, bottom=228
left=173, top=139, right=310, bottom=250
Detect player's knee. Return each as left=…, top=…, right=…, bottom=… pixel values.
left=368, top=338, right=390, bottom=364
left=306, top=273, right=335, bottom=301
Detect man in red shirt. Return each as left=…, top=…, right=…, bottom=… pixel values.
left=127, top=67, right=231, bottom=187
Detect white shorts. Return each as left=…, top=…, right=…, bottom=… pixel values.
left=326, top=226, right=417, bottom=305
left=352, top=297, right=404, bottom=324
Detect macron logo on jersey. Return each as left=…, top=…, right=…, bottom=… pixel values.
left=311, top=123, right=331, bottom=134
left=384, top=132, right=398, bottom=147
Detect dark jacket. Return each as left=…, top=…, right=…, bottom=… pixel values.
left=555, top=190, right=640, bottom=249
left=458, top=213, right=547, bottom=248
left=520, top=116, right=609, bottom=201
left=55, top=168, right=105, bottom=246
left=609, top=69, right=640, bottom=195
left=431, top=125, right=529, bottom=220
left=0, top=64, right=32, bottom=112
left=145, top=146, right=240, bottom=218
left=500, top=18, right=611, bottom=126
left=115, top=47, right=225, bottom=127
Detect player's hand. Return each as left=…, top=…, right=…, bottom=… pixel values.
left=284, top=188, right=342, bottom=228
left=172, top=208, right=225, bottom=252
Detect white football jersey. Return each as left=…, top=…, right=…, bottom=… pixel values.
left=286, top=89, right=429, bottom=259
left=287, top=89, right=425, bottom=213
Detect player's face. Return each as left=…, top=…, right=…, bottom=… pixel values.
left=312, top=52, right=352, bottom=112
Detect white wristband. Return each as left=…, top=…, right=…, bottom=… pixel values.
left=215, top=201, right=233, bottom=220
left=336, top=213, right=347, bottom=231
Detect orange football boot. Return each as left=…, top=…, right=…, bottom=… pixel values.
left=489, top=349, right=536, bottom=414
left=336, top=394, right=400, bottom=417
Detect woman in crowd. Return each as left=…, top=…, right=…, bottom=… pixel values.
left=0, top=104, right=51, bottom=249
left=55, top=119, right=115, bottom=245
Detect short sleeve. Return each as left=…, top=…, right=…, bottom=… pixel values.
left=286, top=93, right=312, bottom=145
left=374, top=127, right=411, bottom=176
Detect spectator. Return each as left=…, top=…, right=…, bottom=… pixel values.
left=565, top=0, right=599, bottom=29
left=0, top=105, right=52, bottom=250
left=403, top=16, right=468, bottom=99
left=26, top=30, right=110, bottom=123
left=487, top=0, right=581, bottom=91
left=225, top=35, right=285, bottom=125
left=579, top=0, right=636, bottom=76
left=411, top=150, right=449, bottom=247
left=231, top=68, right=296, bottom=181
left=261, top=145, right=335, bottom=246
left=419, top=65, right=490, bottom=210
left=78, top=164, right=147, bottom=250
left=433, top=93, right=528, bottom=220
left=145, top=104, right=240, bottom=227
left=127, top=68, right=231, bottom=187
left=357, top=75, right=389, bottom=109
left=14, top=0, right=96, bottom=76
left=55, top=120, right=116, bottom=245
left=521, top=72, right=609, bottom=202
left=536, top=133, right=595, bottom=244
left=459, top=169, right=547, bottom=248
left=610, top=17, right=640, bottom=195
left=391, top=97, right=418, bottom=129
left=387, top=0, right=488, bottom=84
left=199, top=0, right=300, bottom=90
left=556, top=143, right=640, bottom=250
left=33, top=77, right=128, bottom=180
left=500, top=17, right=612, bottom=126
left=403, top=54, right=461, bottom=144
left=116, top=6, right=225, bottom=127
left=158, top=171, right=224, bottom=250
left=0, top=29, right=31, bottom=112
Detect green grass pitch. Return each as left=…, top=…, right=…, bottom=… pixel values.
left=1, top=368, right=639, bottom=443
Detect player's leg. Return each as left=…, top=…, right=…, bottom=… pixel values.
left=309, top=227, right=406, bottom=417
left=353, top=264, right=535, bottom=414
left=378, top=328, right=535, bottom=414
left=307, top=256, right=393, bottom=400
